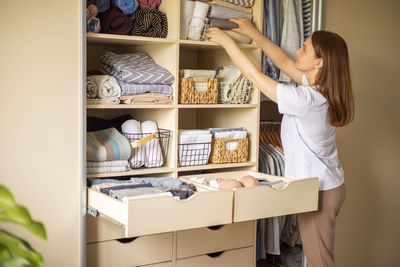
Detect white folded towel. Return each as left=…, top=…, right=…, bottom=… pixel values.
left=141, top=120, right=164, bottom=167
left=179, top=129, right=211, bottom=136
left=88, top=75, right=122, bottom=99
left=87, top=160, right=129, bottom=167
left=86, top=165, right=129, bottom=174
left=214, top=130, right=247, bottom=150
left=179, top=130, right=212, bottom=166
left=180, top=0, right=195, bottom=39
left=188, top=1, right=210, bottom=41
left=121, top=119, right=145, bottom=169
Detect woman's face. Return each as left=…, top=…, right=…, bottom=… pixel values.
left=295, top=36, right=321, bottom=72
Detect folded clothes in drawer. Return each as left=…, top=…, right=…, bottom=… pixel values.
left=181, top=170, right=319, bottom=222
left=87, top=177, right=233, bottom=237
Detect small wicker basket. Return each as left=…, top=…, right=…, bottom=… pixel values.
left=210, top=138, right=249, bottom=164
left=179, top=77, right=218, bottom=104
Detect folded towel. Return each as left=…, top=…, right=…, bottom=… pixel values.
left=86, top=98, right=120, bottom=104
left=208, top=127, right=244, bottom=136
left=220, top=0, right=254, bottom=8
left=120, top=93, right=173, bottom=104
left=223, top=30, right=251, bottom=43
left=86, top=77, right=97, bottom=98
left=99, top=6, right=132, bottom=35
left=179, top=130, right=212, bottom=166
left=187, top=1, right=210, bottom=41
left=87, top=160, right=129, bottom=167
left=121, top=119, right=145, bottom=168
left=129, top=8, right=168, bottom=38
left=208, top=4, right=252, bottom=20
left=141, top=120, right=163, bottom=167
left=198, top=0, right=253, bottom=13
left=130, top=177, right=183, bottom=188
left=87, top=4, right=99, bottom=20
left=137, top=0, right=162, bottom=9
left=214, top=130, right=247, bottom=150
left=100, top=52, right=175, bottom=84
left=119, top=82, right=173, bottom=96
left=87, top=18, right=101, bottom=33
left=88, top=75, right=122, bottom=99
left=87, top=114, right=133, bottom=132
left=110, top=187, right=164, bottom=200
left=87, top=127, right=132, bottom=161
left=210, top=18, right=238, bottom=30
left=112, top=0, right=138, bottom=15
left=180, top=0, right=195, bottom=39
left=86, top=165, right=130, bottom=174
left=88, top=0, right=110, bottom=13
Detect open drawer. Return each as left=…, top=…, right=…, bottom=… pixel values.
left=180, top=171, right=319, bottom=222
left=87, top=183, right=233, bottom=237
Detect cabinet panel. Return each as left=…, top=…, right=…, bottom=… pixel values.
left=86, top=233, right=172, bottom=267
left=176, top=247, right=253, bottom=267
left=177, top=221, right=254, bottom=259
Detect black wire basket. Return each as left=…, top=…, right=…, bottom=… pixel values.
left=178, top=142, right=211, bottom=167
left=123, top=129, right=171, bottom=168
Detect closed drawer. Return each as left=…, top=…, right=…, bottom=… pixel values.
left=181, top=171, right=318, bottom=222
left=177, top=221, right=254, bottom=259
left=176, top=247, right=254, bottom=267
left=140, top=262, right=173, bottom=267
left=87, top=183, right=233, bottom=237
left=86, top=233, right=173, bottom=267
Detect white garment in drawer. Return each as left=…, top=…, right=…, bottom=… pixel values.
left=176, top=247, right=254, bottom=267
left=87, top=184, right=233, bottom=237
left=177, top=221, right=254, bottom=259
left=86, top=233, right=172, bottom=267
left=180, top=170, right=318, bottom=222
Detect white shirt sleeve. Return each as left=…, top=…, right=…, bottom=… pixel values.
left=276, top=83, right=314, bottom=117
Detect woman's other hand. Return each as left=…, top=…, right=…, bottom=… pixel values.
left=230, top=18, right=259, bottom=39
left=206, top=27, right=234, bottom=47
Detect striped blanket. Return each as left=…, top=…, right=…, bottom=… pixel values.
left=87, top=127, right=132, bottom=162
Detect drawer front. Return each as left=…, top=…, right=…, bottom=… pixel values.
left=140, top=262, right=173, bottom=267
left=233, top=171, right=318, bottom=222
left=176, top=247, right=254, bottom=267
left=177, top=221, right=254, bottom=259
left=87, top=186, right=233, bottom=237
left=86, top=233, right=173, bottom=267
left=86, top=215, right=125, bottom=243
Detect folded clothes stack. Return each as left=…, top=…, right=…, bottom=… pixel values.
left=180, top=0, right=254, bottom=43
left=86, top=0, right=167, bottom=38
left=88, top=177, right=197, bottom=202
left=179, top=129, right=212, bottom=166
left=87, top=52, right=174, bottom=105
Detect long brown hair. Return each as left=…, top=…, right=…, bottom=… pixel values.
left=312, top=30, right=354, bottom=127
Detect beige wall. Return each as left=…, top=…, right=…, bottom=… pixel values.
left=324, top=0, right=400, bottom=266
left=0, top=1, right=83, bottom=267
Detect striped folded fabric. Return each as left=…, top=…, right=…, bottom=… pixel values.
left=129, top=8, right=168, bottom=38
left=223, top=30, right=251, bottom=43
left=221, top=0, right=254, bottom=8
left=87, top=127, right=132, bottom=161
left=100, top=52, right=175, bottom=84
left=197, top=0, right=252, bottom=13
left=208, top=4, right=253, bottom=20
left=210, top=18, right=238, bottom=30
left=119, top=82, right=173, bottom=96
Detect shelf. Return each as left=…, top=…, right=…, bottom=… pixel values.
left=86, top=167, right=174, bottom=179
left=86, top=104, right=175, bottom=109
left=178, top=104, right=257, bottom=109
left=177, top=162, right=256, bottom=172
left=86, top=33, right=176, bottom=46
left=179, top=39, right=259, bottom=50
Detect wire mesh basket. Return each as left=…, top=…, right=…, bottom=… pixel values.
left=179, top=142, right=212, bottom=166
left=123, top=129, right=171, bottom=169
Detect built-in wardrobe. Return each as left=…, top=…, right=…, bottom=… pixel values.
left=85, top=1, right=321, bottom=266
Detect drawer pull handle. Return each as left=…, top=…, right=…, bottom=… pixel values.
left=207, top=251, right=225, bottom=258
left=116, top=237, right=138, bottom=243
left=207, top=225, right=224, bottom=231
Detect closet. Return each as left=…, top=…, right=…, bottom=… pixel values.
left=85, top=1, right=318, bottom=266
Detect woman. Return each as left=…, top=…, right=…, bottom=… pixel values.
left=206, top=19, right=354, bottom=267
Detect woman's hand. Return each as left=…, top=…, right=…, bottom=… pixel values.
left=230, top=18, right=259, bottom=39
left=205, top=27, right=235, bottom=47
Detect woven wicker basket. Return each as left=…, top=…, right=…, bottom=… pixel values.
left=210, top=138, right=249, bottom=164
left=179, top=77, right=218, bottom=104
